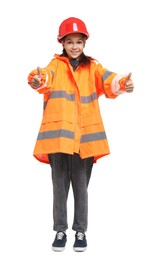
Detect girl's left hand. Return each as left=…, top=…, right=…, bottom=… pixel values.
left=125, top=72, right=134, bottom=93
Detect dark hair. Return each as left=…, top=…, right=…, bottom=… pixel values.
left=60, top=48, right=95, bottom=66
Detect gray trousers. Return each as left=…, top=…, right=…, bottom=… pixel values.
left=48, top=153, right=94, bottom=232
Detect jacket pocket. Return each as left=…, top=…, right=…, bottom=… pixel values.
left=41, top=112, right=74, bottom=124
left=81, top=112, right=103, bottom=127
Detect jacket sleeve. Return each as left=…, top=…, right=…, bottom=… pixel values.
left=27, top=58, right=57, bottom=94
left=94, top=63, right=127, bottom=99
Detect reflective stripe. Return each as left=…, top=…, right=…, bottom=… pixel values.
left=81, top=131, right=107, bottom=143
left=103, top=71, right=113, bottom=81
left=50, top=90, right=75, bottom=101
left=37, top=129, right=74, bottom=140
left=80, top=92, right=97, bottom=103
left=43, top=101, right=47, bottom=110
left=44, top=91, right=98, bottom=108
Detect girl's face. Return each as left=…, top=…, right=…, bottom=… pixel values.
left=62, top=33, right=85, bottom=59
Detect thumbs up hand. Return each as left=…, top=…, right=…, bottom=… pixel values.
left=125, top=72, right=134, bottom=93
left=31, top=67, right=42, bottom=89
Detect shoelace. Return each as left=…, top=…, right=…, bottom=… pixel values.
left=76, top=232, right=84, bottom=240
left=56, top=231, right=65, bottom=240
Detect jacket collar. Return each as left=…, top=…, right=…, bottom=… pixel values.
left=54, top=54, right=69, bottom=64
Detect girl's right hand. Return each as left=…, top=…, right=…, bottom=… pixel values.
left=30, top=67, right=42, bottom=89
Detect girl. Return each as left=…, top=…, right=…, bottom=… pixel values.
left=28, top=17, right=134, bottom=252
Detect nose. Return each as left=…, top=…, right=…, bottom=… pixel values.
left=72, top=43, right=77, bottom=49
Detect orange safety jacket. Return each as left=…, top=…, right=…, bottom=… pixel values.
left=28, top=54, right=127, bottom=164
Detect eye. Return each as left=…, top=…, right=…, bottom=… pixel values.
left=77, top=41, right=83, bottom=44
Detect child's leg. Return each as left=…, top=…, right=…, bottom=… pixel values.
left=71, top=153, right=94, bottom=232
left=48, top=153, right=71, bottom=232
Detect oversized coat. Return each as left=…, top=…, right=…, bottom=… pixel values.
left=28, top=54, right=127, bottom=164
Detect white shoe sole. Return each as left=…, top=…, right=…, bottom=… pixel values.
left=73, top=246, right=87, bottom=252
left=52, top=246, right=65, bottom=252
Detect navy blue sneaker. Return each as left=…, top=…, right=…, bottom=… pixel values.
left=73, top=232, right=87, bottom=252
left=52, top=231, right=67, bottom=252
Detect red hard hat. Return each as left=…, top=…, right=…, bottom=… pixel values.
left=57, top=17, right=90, bottom=43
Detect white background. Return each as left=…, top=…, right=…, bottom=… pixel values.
left=0, top=0, right=157, bottom=259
